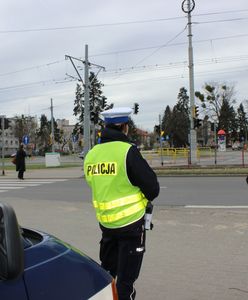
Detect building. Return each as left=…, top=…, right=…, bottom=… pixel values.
left=0, top=118, right=19, bottom=156
left=56, top=119, right=79, bottom=152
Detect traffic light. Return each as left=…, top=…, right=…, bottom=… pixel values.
left=3, top=118, right=10, bottom=129
left=134, top=103, right=139, bottom=114
left=194, top=105, right=199, bottom=118
left=154, top=125, right=161, bottom=134
left=90, top=111, right=99, bottom=124
left=194, top=118, right=202, bottom=129
left=102, top=97, right=107, bottom=108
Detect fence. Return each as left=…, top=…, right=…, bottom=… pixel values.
left=142, top=147, right=248, bottom=168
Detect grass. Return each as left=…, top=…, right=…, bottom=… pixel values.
left=1, top=158, right=247, bottom=176
left=155, top=166, right=248, bottom=176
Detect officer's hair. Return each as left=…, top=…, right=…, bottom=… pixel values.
left=106, top=123, right=128, bottom=132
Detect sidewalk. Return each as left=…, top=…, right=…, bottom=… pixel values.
left=0, top=166, right=84, bottom=179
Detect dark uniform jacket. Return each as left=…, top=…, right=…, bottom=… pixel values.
left=99, top=127, right=160, bottom=232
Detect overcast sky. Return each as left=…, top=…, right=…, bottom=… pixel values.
left=1, top=0, right=248, bottom=131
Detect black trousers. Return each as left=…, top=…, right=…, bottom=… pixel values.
left=18, top=170, right=24, bottom=179
left=100, top=220, right=146, bottom=300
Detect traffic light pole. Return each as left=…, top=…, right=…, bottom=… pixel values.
left=182, top=0, right=197, bottom=164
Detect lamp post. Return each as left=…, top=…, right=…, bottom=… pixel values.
left=182, top=0, right=197, bottom=164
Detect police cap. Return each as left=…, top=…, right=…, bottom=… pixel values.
left=101, top=107, right=132, bottom=124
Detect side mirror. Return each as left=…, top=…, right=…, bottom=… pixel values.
left=0, top=203, right=24, bottom=280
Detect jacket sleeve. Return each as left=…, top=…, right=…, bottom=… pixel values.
left=126, top=145, right=160, bottom=201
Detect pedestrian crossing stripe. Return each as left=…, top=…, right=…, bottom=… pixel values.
left=0, top=179, right=67, bottom=193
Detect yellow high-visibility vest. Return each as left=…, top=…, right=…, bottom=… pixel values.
left=84, top=141, right=147, bottom=228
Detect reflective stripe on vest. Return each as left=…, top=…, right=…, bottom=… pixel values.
left=93, top=192, right=144, bottom=210
left=96, top=200, right=147, bottom=223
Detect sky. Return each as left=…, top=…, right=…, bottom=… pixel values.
left=1, top=0, right=248, bottom=131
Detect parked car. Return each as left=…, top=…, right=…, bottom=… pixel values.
left=232, top=142, right=242, bottom=151
left=0, top=203, right=118, bottom=300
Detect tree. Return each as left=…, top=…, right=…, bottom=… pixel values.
left=218, top=99, right=237, bottom=143
left=170, top=87, right=190, bottom=147
left=195, top=82, right=236, bottom=122
left=237, top=103, right=247, bottom=142
left=73, top=72, right=113, bottom=136
left=12, top=115, right=37, bottom=144
left=127, top=118, right=140, bottom=145
left=36, top=114, right=51, bottom=154
left=161, top=105, right=172, bottom=143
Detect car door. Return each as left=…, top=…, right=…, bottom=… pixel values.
left=0, top=278, right=28, bottom=300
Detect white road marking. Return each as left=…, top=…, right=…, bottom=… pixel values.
left=0, top=186, right=25, bottom=190
left=0, top=179, right=68, bottom=193
left=0, top=183, right=40, bottom=186
left=185, top=205, right=248, bottom=209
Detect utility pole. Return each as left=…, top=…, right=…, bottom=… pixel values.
left=65, top=45, right=105, bottom=157
left=50, top=98, right=55, bottom=152
left=84, top=44, right=91, bottom=155
left=182, top=0, right=197, bottom=164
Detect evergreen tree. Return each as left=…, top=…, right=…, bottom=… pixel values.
left=73, top=72, right=113, bottom=137
left=170, top=87, right=190, bottom=147
left=36, top=114, right=51, bottom=153
left=218, top=99, right=237, bottom=143
left=237, top=103, right=247, bottom=142
left=161, top=105, right=172, bottom=144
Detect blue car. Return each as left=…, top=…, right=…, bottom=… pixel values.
left=0, top=203, right=118, bottom=300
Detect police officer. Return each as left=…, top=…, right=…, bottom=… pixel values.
left=84, top=107, right=160, bottom=300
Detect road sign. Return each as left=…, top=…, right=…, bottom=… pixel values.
left=72, top=135, right=78, bottom=143
left=22, top=135, right=29, bottom=145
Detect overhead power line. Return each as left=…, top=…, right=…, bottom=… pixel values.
left=1, top=9, right=248, bottom=33
left=1, top=32, right=248, bottom=79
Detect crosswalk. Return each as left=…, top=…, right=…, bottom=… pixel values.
left=0, top=179, right=68, bottom=193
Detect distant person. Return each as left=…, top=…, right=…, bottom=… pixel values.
left=16, top=144, right=27, bottom=180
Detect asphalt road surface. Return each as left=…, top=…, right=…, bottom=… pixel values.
left=1, top=176, right=248, bottom=299
left=1, top=176, right=247, bottom=206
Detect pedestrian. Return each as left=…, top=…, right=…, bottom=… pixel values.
left=16, top=144, right=27, bottom=180
left=84, top=107, right=160, bottom=300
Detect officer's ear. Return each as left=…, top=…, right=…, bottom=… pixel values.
left=123, top=123, right=129, bottom=136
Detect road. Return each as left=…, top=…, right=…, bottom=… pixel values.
left=1, top=176, right=248, bottom=299
left=1, top=176, right=247, bottom=206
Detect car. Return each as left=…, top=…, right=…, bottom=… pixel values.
left=232, top=142, right=242, bottom=150
left=0, top=202, right=118, bottom=300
